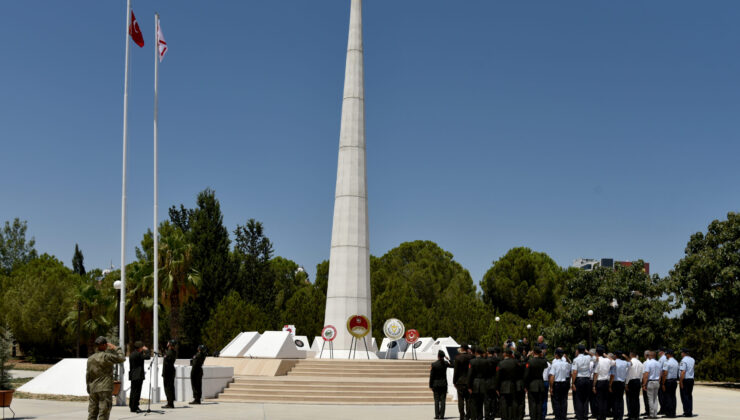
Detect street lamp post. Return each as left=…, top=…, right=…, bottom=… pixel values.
left=526, top=324, right=532, bottom=351
left=495, top=316, right=501, bottom=348
left=587, top=309, right=594, bottom=349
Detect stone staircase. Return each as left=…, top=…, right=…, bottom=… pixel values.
left=216, top=359, right=439, bottom=404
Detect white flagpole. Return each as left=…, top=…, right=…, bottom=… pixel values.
left=151, top=11, right=161, bottom=403
left=117, top=0, right=131, bottom=406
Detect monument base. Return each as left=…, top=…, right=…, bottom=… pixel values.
left=314, top=349, right=379, bottom=359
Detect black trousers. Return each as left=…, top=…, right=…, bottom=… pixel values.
left=484, top=390, right=497, bottom=420
left=163, top=374, right=175, bottom=405
left=626, top=379, right=641, bottom=420
left=664, top=379, right=677, bottom=417
left=642, top=387, right=649, bottom=415
left=527, top=390, right=546, bottom=420
left=517, top=390, right=525, bottom=420
left=596, top=380, right=609, bottom=420
left=129, top=379, right=143, bottom=411
left=590, top=385, right=599, bottom=417
left=574, top=377, right=591, bottom=420
left=471, top=392, right=485, bottom=420
left=658, top=384, right=665, bottom=414
left=191, top=369, right=203, bottom=402
left=611, top=381, right=625, bottom=420
left=500, top=393, right=515, bottom=420
left=552, top=382, right=569, bottom=420
left=456, top=384, right=470, bottom=419
left=433, top=387, right=447, bottom=419
left=679, top=379, right=693, bottom=416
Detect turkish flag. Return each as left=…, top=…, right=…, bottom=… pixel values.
left=129, top=11, right=145, bottom=47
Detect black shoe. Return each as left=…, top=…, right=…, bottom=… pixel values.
left=189, top=400, right=201, bottom=405
left=162, top=404, right=174, bottom=409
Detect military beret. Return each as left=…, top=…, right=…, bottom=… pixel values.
left=666, top=349, right=674, bottom=355
left=493, top=346, right=501, bottom=354
left=577, top=344, right=586, bottom=351
left=681, top=348, right=691, bottom=354
left=487, top=347, right=496, bottom=354
left=134, top=341, right=144, bottom=349
left=438, top=350, right=446, bottom=358
left=95, top=336, right=107, bottom=345
left=461, top=344, right=470, bottom=350
left=198, top=344, right=207, bottom=352
left=555, top=348, right=564, bottom=356
left=614, top=350, right=623, bottom=357
left=504, top=349, right=513, bottom=356
left=168, top=339, right=177, bottom=346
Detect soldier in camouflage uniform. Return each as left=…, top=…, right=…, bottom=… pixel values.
left=86, top=336, right=125, bottom=420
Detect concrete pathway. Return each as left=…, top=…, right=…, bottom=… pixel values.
left=5, top=385, right=738, bottom=420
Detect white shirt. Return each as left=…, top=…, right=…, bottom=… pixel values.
left=572, top=354, right=592, bottom=377
left=594, top=356, right=612, bottom=381
left=627, top=357, right=643, bottom=381
left=543, top=361, right=551, bottom=382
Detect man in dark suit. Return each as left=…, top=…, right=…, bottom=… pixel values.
left=468, top=347, right=488, bottom=420
left=190, top=344, right=207, bottom=404
left=496, top=349, right=518, bottom=420
left=128, top=341, right=149, bottom=413
left=454, top=344, right=474, bottom=420
left=430, top=350, right=452, bottom=419
left=162, top=339, right=177, bottom=409
left=525, top=347, right=549, bottom=420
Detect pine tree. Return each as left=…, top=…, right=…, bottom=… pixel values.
left=0, top=328, right=13, bottom=390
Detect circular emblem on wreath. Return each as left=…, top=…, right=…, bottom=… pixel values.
left=321, top=325, right=337, bottom=342
left=383, top=318, right=405, bottom=341
left=405, top=329, right=419, bottom=344
left=347, top=315, right=371, bottom=338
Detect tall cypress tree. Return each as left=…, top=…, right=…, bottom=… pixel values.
left=72, top=244, right=85, bottom=275
left=183, top=189, right=233, bottom=352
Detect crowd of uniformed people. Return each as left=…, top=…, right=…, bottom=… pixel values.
left=429, top=336, right=696, bottom=420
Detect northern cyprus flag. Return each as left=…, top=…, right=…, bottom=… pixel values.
left=157, top=18, right=167, bottom=62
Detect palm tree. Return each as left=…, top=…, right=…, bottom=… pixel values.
left=148, top=222, right=200, bottom=341
left=63, top=273, right=115, bottom=355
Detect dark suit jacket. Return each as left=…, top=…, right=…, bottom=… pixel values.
left=496, top=358, right=518, bottom=394
left=524, top=357, right=548, bottom=392
left=453, top=352, right=474, bottom=386
left=191, top=351, right=206, bottom=376
left=468, top=357, right=488, bottom=394
left=163, top=348, right=177, bottom=378
left=128, top=349, right=150, bottom=381
left=429, top=359, right=451, bottom=389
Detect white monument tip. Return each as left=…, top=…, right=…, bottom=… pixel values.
left=245, top=331, right=307, bottom=359
left=220, top=331, right=261, bottom=357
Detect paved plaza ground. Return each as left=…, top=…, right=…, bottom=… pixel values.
left=4, top=385, right=738, bottom=420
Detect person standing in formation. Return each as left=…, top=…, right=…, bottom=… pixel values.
left=454, top=344, right=474, bottom=420
left=662, top=349, right=680, bottom=418
left=468, top=347, right=488, bottom=420
left=484, top=347, right=500, bottom=420
left=657, top=348, right=667, bottom=415
left=86, top=337, right=125, bottom=420
left=679, top=348, right=695, bottom=418
left=642, top=350, right=662, bottom=419
left=496, top=349, right=518, bottom=420
left=524, top=347, right=548, bottom=420
left=429, top=350, right=451, bottom=419
left=549, top=348, right=570, bottom=420
left=571, top=344, right=592, bottom=420
left=128, top=341, right=149, bottom=413
left=593, top=347, right=613, bottom=420
left=610, top=351, right=630, bottom=420
left=625, top=351, right=643, bottom=420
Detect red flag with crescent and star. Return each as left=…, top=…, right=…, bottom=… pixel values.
left=129, top=11, right=145, bottom=48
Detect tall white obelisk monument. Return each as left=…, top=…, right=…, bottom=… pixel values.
left=323, top=0, right=372, bottom=353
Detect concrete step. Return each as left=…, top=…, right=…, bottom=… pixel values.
left=217, top=393, right=436, bottom=404
left=231, top=378, right=426, bottom=387
left=287, top=371, right=428, bottom=378
left=296, top=361, right=431, bottom=367
left=228, top=382, right=427, bottom=390
left=221, top=389, right=433, bottom=397
left=288, top=367, right=428, bottom=374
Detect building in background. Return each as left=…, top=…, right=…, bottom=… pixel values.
left=573, top=258, right=649, bottom=275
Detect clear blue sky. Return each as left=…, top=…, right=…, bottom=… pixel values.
left=1, top=1, right=739, bottom=284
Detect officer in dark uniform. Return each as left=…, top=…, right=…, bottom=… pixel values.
left=162, top=339, right=177, bottom=409
left=484, top=347, right=500, bottom=420
left=454, top=344, right=474, bottom=420
left=430, top=350, right=452, bottom=419
left=190, top=344, right=207, bottom=404
left=128, top=341, right=149, bottom=413
left=525, top=347, right=548, bottom=420
left=468, top=347, right=488, bottom=420
left=496, top=349, right=517, bottom=420
left=515, top=352, right=526, bottom=420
